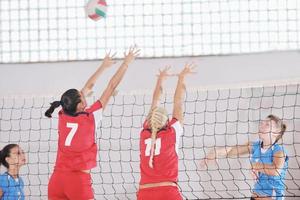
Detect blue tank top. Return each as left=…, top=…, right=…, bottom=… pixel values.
left=250, top=140, right=289, bottom=188
left=0, top=172, right=25, bottom=200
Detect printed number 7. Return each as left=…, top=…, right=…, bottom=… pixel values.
left=145, top=138, right=161, bottom=156
left=65, top=123, right=78, bottom=146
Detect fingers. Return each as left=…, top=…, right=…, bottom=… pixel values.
left=124, top=45, right=140, bottom=56
left=164, top=65, right=171, bottom=71
left=179, top=62, right=197, bottom=76
left=132, top=45, right=141, bottom=56
left=105, top=49, right=117, bottom=59
left=111, top=52, right=117, bottom=59
left=132, top=50, right=140, bottom=57
left=156, top=62, right=198, bottom=78
left=128, top=45, right=133, bottom=52
left=106, top=49, right=111, bottom=56
left=105, top=45, right=141, bottom=59
left=125, top=45, right=133, bottom=56
left=105, top=49, right=111, bottom=56
left=160, top=65, right=171, bottom=73
left=157, top=64, right=196, bottom=77
left=157, top=65, right=174, bottom=78
left=185, top=62, right=197, bottom=70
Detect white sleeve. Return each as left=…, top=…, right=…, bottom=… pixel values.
left=93, top=109, right=103, bottom=128
left=171, top=120, right=183, bottom=155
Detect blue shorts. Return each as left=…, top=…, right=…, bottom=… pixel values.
left=253, top=180, right=285, bottom=200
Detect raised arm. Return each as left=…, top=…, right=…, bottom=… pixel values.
left=81, top=51, right=116, bottom=96
left=147, top=66, right=172, bottom=168
left=99, top=46, right=140, bottom=108
left=150, top=66, right=172, bottom=110
left=173, top=63, right=196, bottom=124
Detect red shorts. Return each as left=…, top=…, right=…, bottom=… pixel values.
left=48, top=170, right=94, bottom=200
left=137, top=186, right=182, bottom=200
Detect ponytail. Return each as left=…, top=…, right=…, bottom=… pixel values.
left=45, top=101, right=61, bottom=118
left=45, top=89, right=81, bottom=118
left=267, top=114, right=287, bottom=144
left=149, top=128, right=158, bottom=168
left=275, top=123, right=287, bottom=144
left=146, top=107, right=168, bottom=168
left=281, top=123, right=287, bottom=135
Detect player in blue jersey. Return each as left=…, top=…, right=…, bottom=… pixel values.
left=0, top=144, right=26, bottom=200
left=201, top=114, right=288, bottom=200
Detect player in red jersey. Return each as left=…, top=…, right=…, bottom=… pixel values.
left=45, top=46, right=140, bottom=200
left=137, top=64, right=196, bottom=200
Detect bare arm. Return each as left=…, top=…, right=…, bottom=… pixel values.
left=81, top=52, right=116, bottom=96
left=227, top=143, right=251, bottom=157
left=173, top=63, right=196, bottom=124
left=0, top=188, right=3, bottom=198
left=150, top=66, right=172, bottom=110
left=200, top=142, right=251, bottom=168
left=99, top=46, right=140, bottom=108
left=252, top=151, right=286, bottom=176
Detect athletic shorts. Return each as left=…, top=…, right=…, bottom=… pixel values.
left=137, top=186, right=182, bottom=200
left=48, top=170, right=94, bottom=200
left=253, top=180, right=285, bottom=200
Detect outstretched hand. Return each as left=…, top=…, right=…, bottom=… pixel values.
left=81, top=50, right=117, bottom=97
left=123, top=45, right=140, bottom=65
left=199, top=151, right=217, bottom=169
left=157, top=65, right=173, bottom=80
left=102, top=50, right=117, bottom=68
left=178, top=63, right=197, bottom=78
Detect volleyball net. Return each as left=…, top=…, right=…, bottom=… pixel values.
left=0, top=80, right=300, bottom=199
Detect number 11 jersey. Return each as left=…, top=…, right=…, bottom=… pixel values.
left=139, top=118, right=183, bottom=184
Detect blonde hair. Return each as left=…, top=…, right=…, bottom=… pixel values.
left=147, top=107, right=168, bottom=168
left=267, top=114, right=287, bottom=143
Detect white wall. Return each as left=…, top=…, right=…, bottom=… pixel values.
left=1, top=51, right=300, bottom=199
left=1, top=51, right=300, bottom=97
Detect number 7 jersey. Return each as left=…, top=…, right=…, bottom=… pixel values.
left=55, top=101, right=102, bottom=171
left=139, top=118, right=183, bottom=184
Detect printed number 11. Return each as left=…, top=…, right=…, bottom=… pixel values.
left=144, top=138, right=161, bottom=156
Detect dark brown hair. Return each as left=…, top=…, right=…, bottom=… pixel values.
left=45, top=89, right=81, bottom=118
left=0, top=144, right=19, bottom=169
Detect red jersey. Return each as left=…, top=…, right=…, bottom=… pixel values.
left=54, top=101, right=102, bottom=171
left=139, top=118, right=183, bottom=184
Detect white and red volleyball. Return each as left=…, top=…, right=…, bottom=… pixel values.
left=85, top=0, right=107, bottom=21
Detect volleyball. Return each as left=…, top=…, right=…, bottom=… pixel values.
left=85, top=0, right=107, bottom=21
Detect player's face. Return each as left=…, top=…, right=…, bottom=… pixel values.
left=77, top=91, right=87, bottom=112
left=258, top=118, right=280, bottom=143
left=6, top=146, right=26, bottom=168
